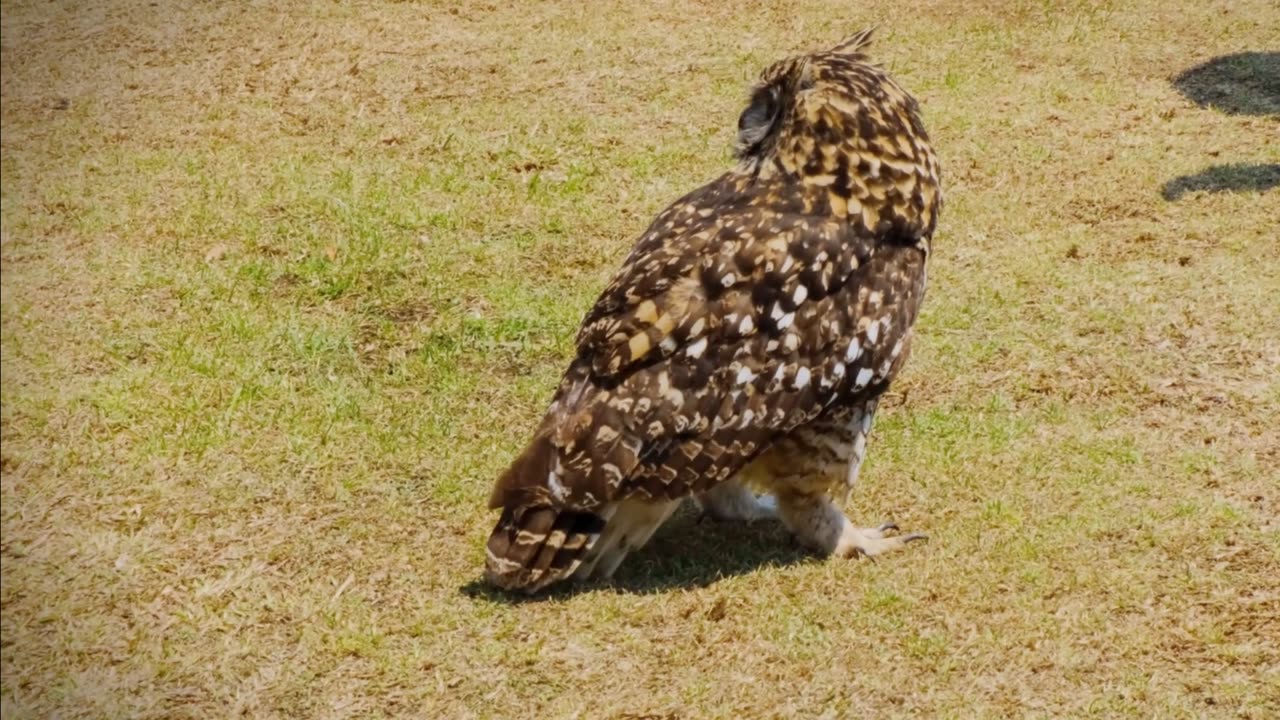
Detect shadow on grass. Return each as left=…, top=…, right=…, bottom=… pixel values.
left=1171, top=52, right=1280, bottom=115
left=460, top=504, right=815, bottom=602
left=1161, top=163, right=1280, bottom=200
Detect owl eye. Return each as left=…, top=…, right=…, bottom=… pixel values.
left=737, top=86, right=781, bottom=154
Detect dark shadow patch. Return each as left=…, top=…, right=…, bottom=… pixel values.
left=460, top=503, right=815, bottom=602
left=1161, top=163, right=1280, bottom=200
left=1171, top=52, right=1280, bottom=116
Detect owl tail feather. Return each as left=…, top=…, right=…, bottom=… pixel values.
left=484, top=504, right=606, bottom=593
left=484, top=433, right=608, bottom=593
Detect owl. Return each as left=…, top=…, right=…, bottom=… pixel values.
left=484, top=30, right=941, bottom=593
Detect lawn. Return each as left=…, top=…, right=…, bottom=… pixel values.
left=1, top=1, right=1277, bottom=717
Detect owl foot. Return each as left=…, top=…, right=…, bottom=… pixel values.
left=834, top=521, right=927, bottom=558
left=775, top=492, right=926, bottom=558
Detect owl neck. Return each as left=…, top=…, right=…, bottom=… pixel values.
left=731, top=150, right=939, bottom=244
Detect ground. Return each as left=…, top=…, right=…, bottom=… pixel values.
left=1, top=1, right=1278, bottom=718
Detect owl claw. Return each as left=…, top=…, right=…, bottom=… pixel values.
left=836, top=522, right=928, bottom=558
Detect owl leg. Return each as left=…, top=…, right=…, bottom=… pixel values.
left=775, top=492, right=926, bottom=557
left=841, top=398, right=877, bottom=503
left=694, top=480, right=778, bottom=521
left=776, top=400, right=924, bottom=556
left=572, top=497, right=681, bottom=582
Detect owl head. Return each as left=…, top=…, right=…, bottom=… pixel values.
left=734, top=29, right=941, bottom=239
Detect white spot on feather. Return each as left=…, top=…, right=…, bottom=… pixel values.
left=686, top=337, right=708, bottom=358
left=601, top=463, right=623, bottom=487
left=777, top=312, right=795, bottom=331
left=793, top=285, right=808, bottom=304
left=739, top=315, right=754, bottom=334
left=866, top=321, right=880, bottom=344
left=721, top=273, right=736, bottom=287
left=854, top=367, right=874, bottom=388
left=736, top=367, right=756, bottom=385
left=794, top=367, right=811, bottom=389
left=845, top=342, right=862, bottom=362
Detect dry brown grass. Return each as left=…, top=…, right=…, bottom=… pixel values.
left=2, top=1, right=1278, bottom=717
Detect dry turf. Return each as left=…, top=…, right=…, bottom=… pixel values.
left=2, top=1, right=1278, bottom=717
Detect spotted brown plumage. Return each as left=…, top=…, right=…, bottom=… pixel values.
left=485, top=30, right=942, bottom=593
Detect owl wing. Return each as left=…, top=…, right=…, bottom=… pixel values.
left=576, top=180, right=873, bottom=381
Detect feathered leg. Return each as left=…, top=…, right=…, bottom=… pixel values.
left=775, top=491, right=925, bottom=557
left=572, top=497, right=681, bottom=582
left=750, top=398, right=926, bottom=557
left=695, top=480, right=778, bottom=521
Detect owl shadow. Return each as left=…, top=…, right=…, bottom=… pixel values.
left=460, top=502, right=816, bottom=602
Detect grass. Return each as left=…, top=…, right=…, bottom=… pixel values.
left=2, top=0, right=1278, bottom=717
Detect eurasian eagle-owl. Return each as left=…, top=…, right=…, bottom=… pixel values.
left=485, top=30, right=941, bottom=593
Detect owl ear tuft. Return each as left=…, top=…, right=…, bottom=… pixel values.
left=797, top=60, right=815, bottom=91
left=831, top=27, right=875, bottom=55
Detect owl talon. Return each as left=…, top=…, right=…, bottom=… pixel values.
left=836, top=523, right=927, bottom=558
